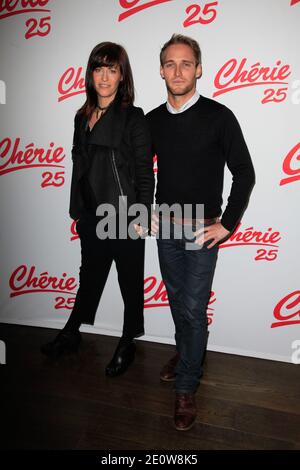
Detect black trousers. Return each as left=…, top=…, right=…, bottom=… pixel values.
left=64, top=214, right=145, bottom=338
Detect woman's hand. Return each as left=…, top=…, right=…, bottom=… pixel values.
left=134, top=224, right=149, bottom=238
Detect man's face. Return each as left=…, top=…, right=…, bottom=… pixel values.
left=160, top=44, right=202, bottom=97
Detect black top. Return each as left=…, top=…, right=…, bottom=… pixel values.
left=146, top=95, right=255, bottom=231
left=79, top=109, right=117, bottom=216
left=79, top=126, right=97, bottom=215
left=69, top=100, right=154, bottom=227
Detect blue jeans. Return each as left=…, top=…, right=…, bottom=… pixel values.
left=157, top=220, right=219, bottom=393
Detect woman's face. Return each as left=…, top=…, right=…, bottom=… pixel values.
left=92, top=64, right=122, bottom=103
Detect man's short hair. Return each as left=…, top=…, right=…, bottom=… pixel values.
left=160, top=34, right=202, bottom=66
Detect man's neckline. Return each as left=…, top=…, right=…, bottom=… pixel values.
left=166, top=91, right=200, bottom=114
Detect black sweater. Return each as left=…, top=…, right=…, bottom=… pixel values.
left=146, top=95, right=255, bottom=232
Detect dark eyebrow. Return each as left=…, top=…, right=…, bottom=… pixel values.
left=163, top=59, right=195, bottom=65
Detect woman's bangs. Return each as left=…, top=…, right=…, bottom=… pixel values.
left=91, top=49, right=121, bottom=71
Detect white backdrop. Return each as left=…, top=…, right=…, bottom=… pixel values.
left=0, top=0, right=299, bottom=363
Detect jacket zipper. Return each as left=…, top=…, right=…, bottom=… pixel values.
left=111, top=149, right=126, bottom=204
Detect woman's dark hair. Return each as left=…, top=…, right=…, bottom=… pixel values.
left=78, top=42, right=134, bottom=117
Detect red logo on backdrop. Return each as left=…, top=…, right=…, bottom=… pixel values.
left=206, top=291, right=216, bottom=325
left=144, top=275, right=216, bottom=324
left=118, top=0, right=172, bottom=20
left=8, top=266, right=216, bottom=323
left=0, top=137, right=65, bottom=188
left=0, top=0, right=52, bottom=39
left=213, top=58, right=291, bottom=104
left=70, top=220, right=79, bottom=241
left=144, top=276, right=169, bottom=308
left=220, top=223, right=281, bottom=262
left=271, top=291, right=300, bottom=328
left=291, top=0, right=300, bottom=5
left=58, top=67, right=86, bottom=102
left=9, top=265, right=77, bottom=311
left=280, top=142, right=300, bottom=186
left=118, top=0, right=219, bottom=28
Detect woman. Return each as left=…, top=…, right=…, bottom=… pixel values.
left=41, top=42, right=154, bottom=376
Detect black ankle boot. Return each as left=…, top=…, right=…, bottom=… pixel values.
left=41, top=330, right=82, bottom=359
left=105, top=338, right=136, bottom=377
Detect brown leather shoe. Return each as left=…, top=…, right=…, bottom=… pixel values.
left=160, top=352, right=180, bottom=382
left=174, top=393, right=197, bottom=431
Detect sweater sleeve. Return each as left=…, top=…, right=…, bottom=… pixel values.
left=220, top=107, right=255, bottom=232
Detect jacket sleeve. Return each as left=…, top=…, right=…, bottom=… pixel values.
left=220, top=107, right=255, bottom=232
left=69, top=113, right=82, bottom=220
left=129, top=108, right=155, bottom=228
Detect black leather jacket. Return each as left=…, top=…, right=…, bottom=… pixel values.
left=69, top=100, right=154, bottom=224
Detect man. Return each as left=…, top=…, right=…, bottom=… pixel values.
left=146, top=34, right=255, bottom=431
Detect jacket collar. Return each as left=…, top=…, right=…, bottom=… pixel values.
left=77, top=100, right=128, bottom=150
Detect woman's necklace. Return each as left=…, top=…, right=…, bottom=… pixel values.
left=89, top=100, right=114, bottom=131
left=96, top=103, right=110, bottom=120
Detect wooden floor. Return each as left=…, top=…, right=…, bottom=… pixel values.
left=0, top=323, right=300, bottom=450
